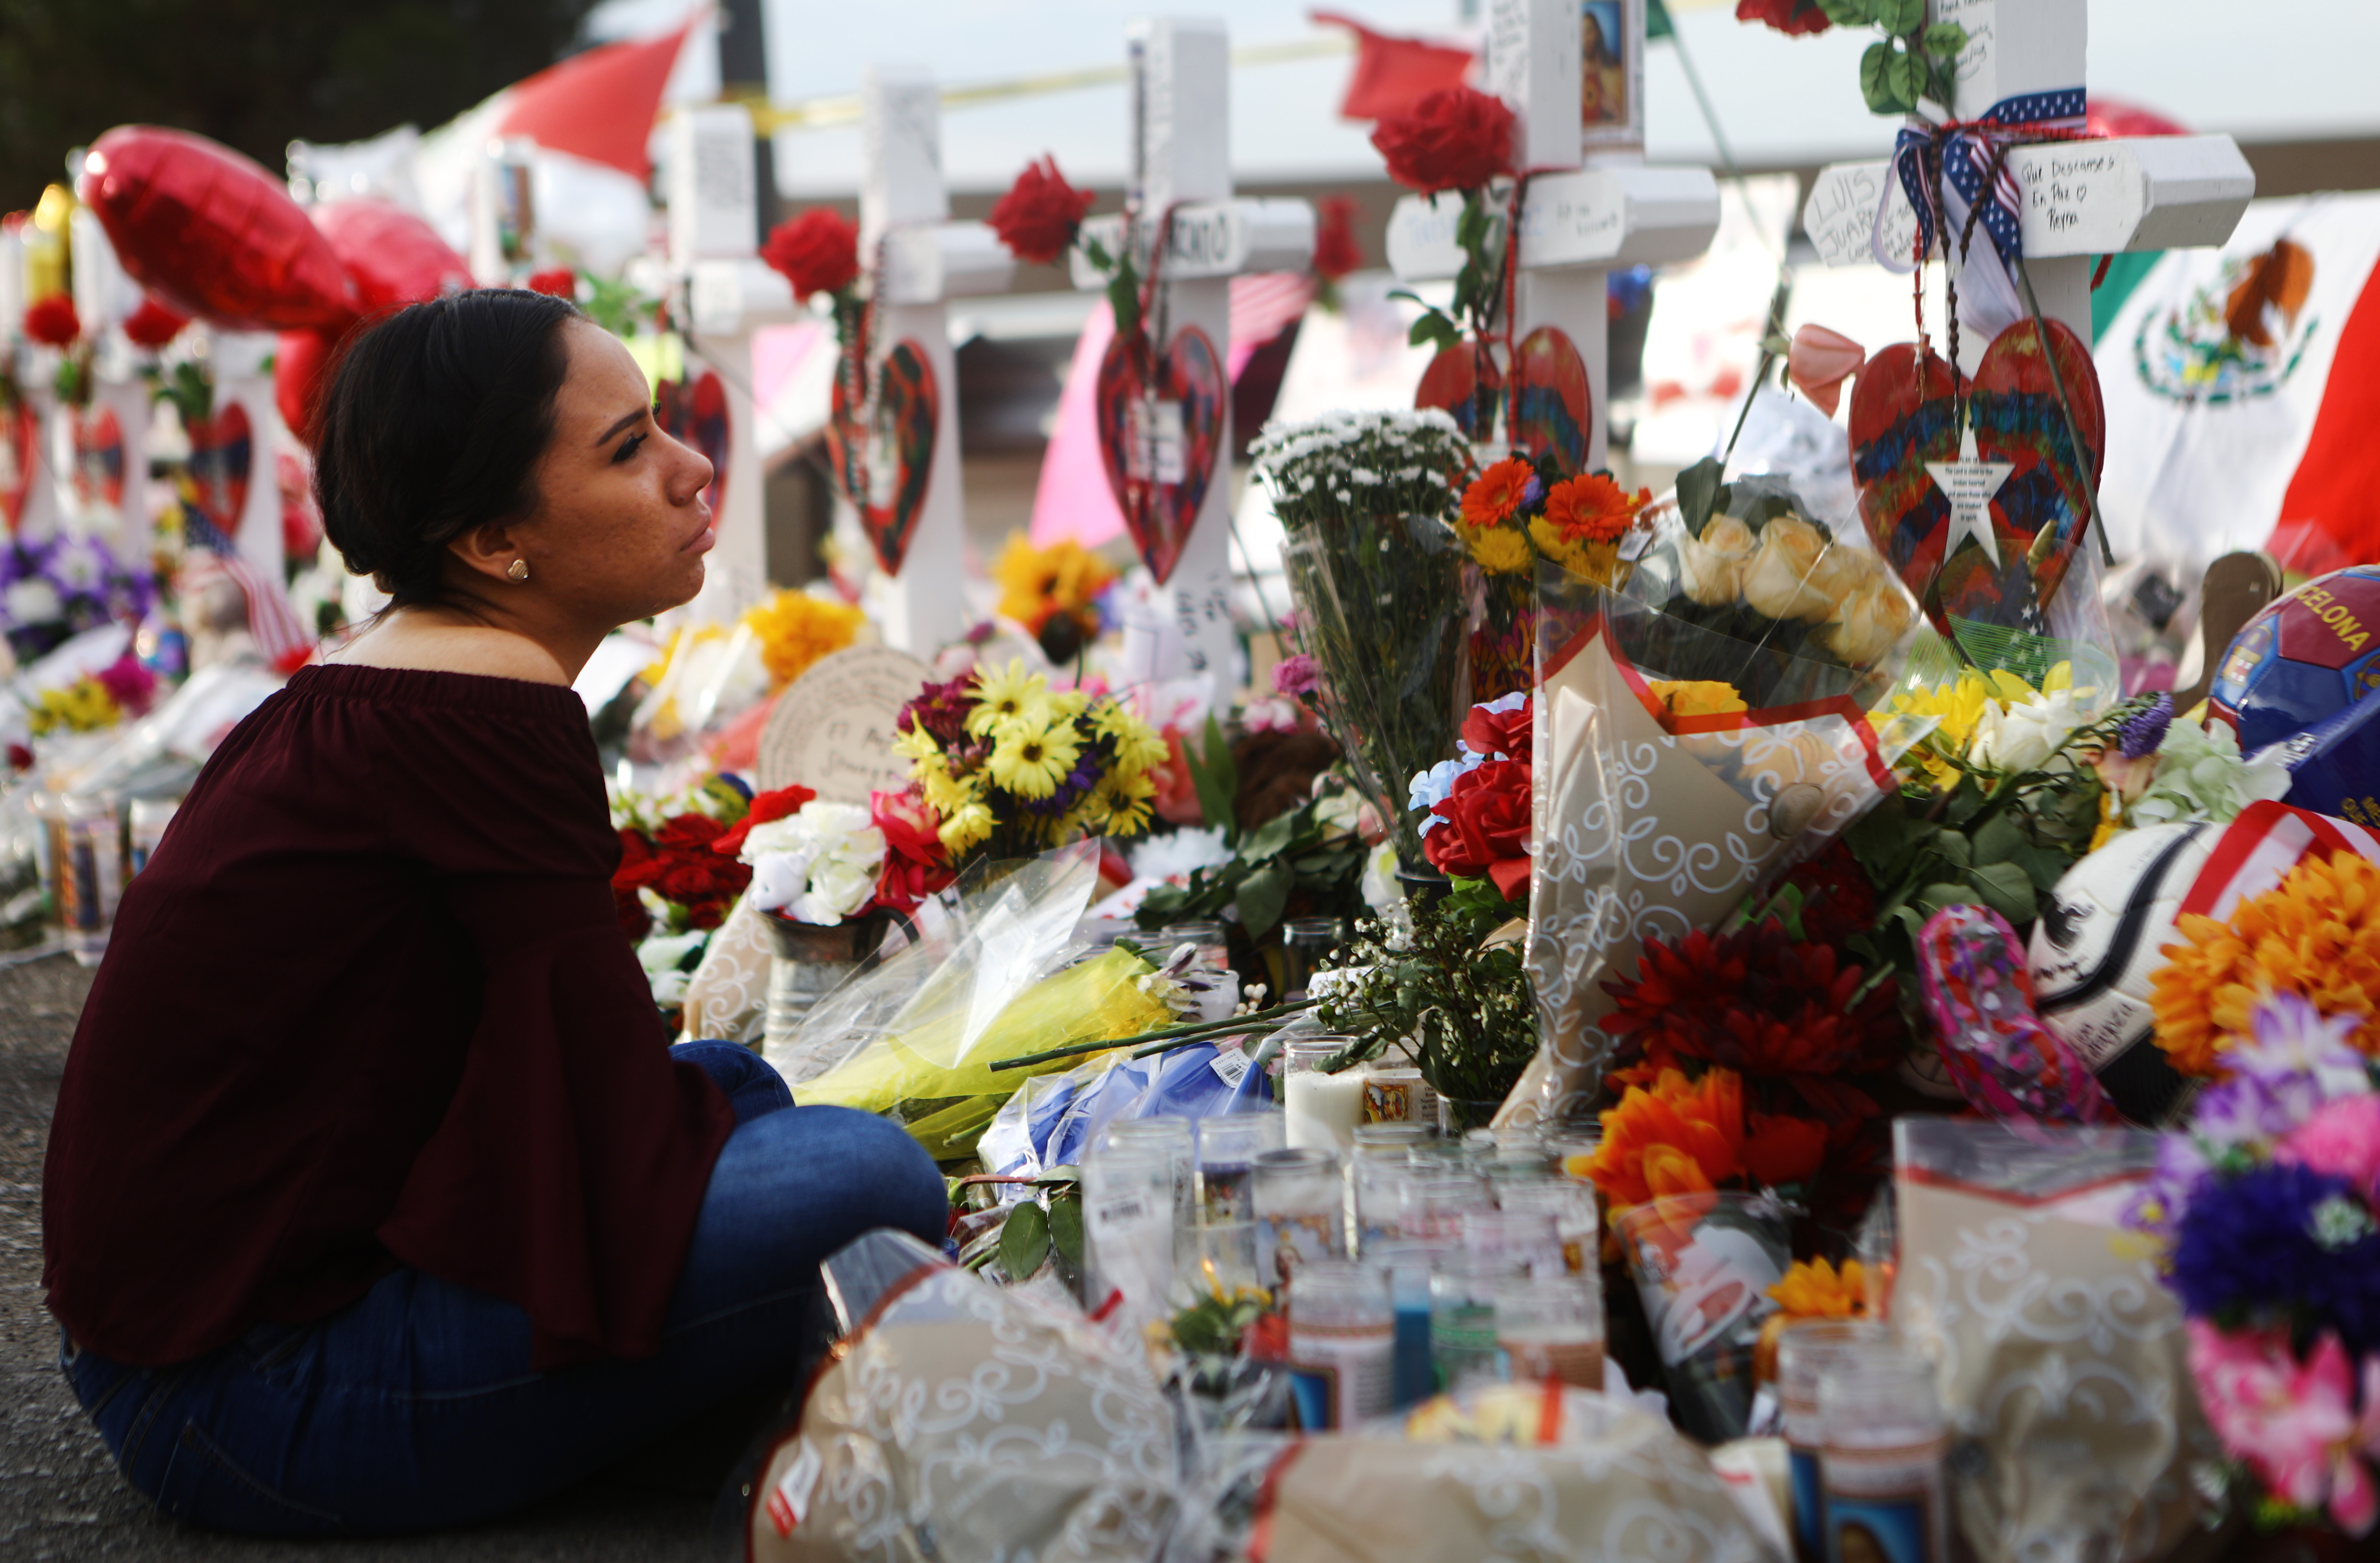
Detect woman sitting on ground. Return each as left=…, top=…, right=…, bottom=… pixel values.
left=41, top=289, right=946, bottom=1536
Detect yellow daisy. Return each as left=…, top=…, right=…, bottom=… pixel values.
left=1092, top=767, right=1156, bottom=835
left=1526, top=515, right=1579, bottom=566
left=938, top=799, right=995, bottom=855
left=986, top=717, right=1081, bottom=799
left=1092, top=701, right=1169, bottom=773
left=965, top=659, right=1051, bottom=739
left=1463, top=523, right=1534, bottom=576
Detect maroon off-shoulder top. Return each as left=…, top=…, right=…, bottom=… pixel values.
left=41, top=665, right=735, bottom=1370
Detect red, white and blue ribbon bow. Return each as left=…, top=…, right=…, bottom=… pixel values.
left=1880, top=87, right=2088, bottom=271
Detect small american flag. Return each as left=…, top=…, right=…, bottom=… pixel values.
left=181, top=510, right=316, bottom=672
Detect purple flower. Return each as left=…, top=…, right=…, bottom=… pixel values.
left=2170, top=1162, right=2380, bottom=1354
left=1520, top=474, right=1544, bottom=507
left=1273, top=653, right=1319, bottom=697
left=2128, top=1132, right=2212, bottom=1238
left=2224, top=993, right=2371, bottom=1108
left=2118, top=693, right=2173, bottom=760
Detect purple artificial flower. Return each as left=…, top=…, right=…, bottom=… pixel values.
left=1273, top=653, right=1319, bottom=697
left=2118, top=693, right=2174, bottom=760
left=1520, top=473, right=1545, bottom=507
left=2170, top=1162, right=2380, bottom=1354
left=95, top=654, right=158, bottom=717
left=2128, top=1130, right=2213, bottom=1239
left=2225, top=993, right=2372, bottom=1108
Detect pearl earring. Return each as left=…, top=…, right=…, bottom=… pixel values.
left=507, top=558, right=529, bottom=582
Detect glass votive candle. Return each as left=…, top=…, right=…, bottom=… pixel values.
left=1350, top=1123, right=1431, bottom=1254
left=1819, top=1346, right=1950, bottom=1563
left=1546, top=1130, right=1602, bottom=1184
left=1282, top=1035, right=1369, bottom=1154
left=1194, top=1110, right=1286, bottom=1225
left=1360, top=1066, right=1432, bottom=1125
left=1286, top=1259, right=1395, bottom=1430
left=1429, top=1257, right=1520, bottom=1394
left=1279, top=915, right=1345, bottom=1002
left=1159, top=919, right=1229, bottom=969
left=1103, top=1115, right=1196, bottom=1244
left=1460, top=1208, right=1564, bottom=1279
left=1252, top=1147, right=1344, bottom=1287
left=1778, top=1319, right=1892, bottom=1563
left=1492, top=1176, right=1600, bottom=1277
left=1081, top=1143, right=1178, bottom=1329
left=1363, top=1238, right=1449, bottom=1409
left=1494, top=1272, right=1606, bottom=1390
left=1397, top=1170, right=1492, bottom=1245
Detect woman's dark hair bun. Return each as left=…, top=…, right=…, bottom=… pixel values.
left=312, top=289, right=582, bottom=606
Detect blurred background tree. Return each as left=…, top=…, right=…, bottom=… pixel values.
left=0, top=0, right=599, bottom=211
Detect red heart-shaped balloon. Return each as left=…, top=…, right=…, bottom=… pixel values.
left=825, top=341, right=938, bottom=575
left=1415, top=342, right=1503, bottom=441
left=185, top=400, right=253, bottom=538
left=310, top=199, right=471, bottom=315
left=274, top=327, right=342, bottom=446
left=1094, top=325, right=1225, bottom=585
left=1509, top=325, right=1592, bottom=471
left=80, top=126, right=357, bottom=332
left=657, top=369, right=731, bottom=518
left=0, top=404, right=36, bottom=534
left=71, top=404, right=125, bottom=512
left=1849, top=342, right=1961, bottom=625
left=1969, top=317, right=2104, bottom=614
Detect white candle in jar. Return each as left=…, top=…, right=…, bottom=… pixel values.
left=1284, top=1068, right=1369, bottom=1152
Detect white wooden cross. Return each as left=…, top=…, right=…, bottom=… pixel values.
left=68, top=207, right=157, bottom=564
left=1383, top=0, right=1720, bottom=472
left=852, top=65, right=1013, bottom=654
left=1799, top=0, right=2254, bottom=362
left=1068, top=16, right=1314, bottom=691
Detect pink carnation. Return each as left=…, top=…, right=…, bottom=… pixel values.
left=2188, top=1321, right=2380, bottom=1536
left=1272, top=653, right=1319, bottom=698
left=2281, top=1094, right=2380, bottom=1204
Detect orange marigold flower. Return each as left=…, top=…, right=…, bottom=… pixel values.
left=1460, top=457, right=1535, bottom=530
left=1589, top=1066, right=1746, bottom=1212
left=1768, top=1256, right=1866, bottom=1320
left=1540, top=472, right=1650, bottom=544
left=2150, top=849, right=2380, bottom=1077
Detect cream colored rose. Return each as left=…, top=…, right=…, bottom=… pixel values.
left=1823, top=572, right=1916, bottom=665
left=1677, top=514, right=1754, bottom=607
left=1740, top=516, right=1834, bottom=621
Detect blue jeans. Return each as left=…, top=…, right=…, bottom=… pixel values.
left=60, top=1042, right=947, bottom=1535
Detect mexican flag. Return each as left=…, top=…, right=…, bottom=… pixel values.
left=2097, top=190, right=2380, bottom=577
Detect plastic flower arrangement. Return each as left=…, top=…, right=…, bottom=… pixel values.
left=610, top=775, right=759, bottom=939
left=0, top=534, right=157, bottom=661
left=739, top=588, right=864, bottom=691
left=992, top=532, right=1115, bottom=642
left=1407, top=692, right=1533, bottom=907
left=2130, top=992, right=2380, bottom=1539
left=26, top=676, right=122, bottom=736
left=894, top=660, right=1164, bottom=863
left=728, top=785, right=955, bottom=928
left=1455, top=455, right=1652, bottom=588
left=2152, top=850, right=2380, bottom=1078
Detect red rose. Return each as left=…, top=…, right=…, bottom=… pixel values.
left=1424, top=758, right=1531, bottom=901
left=711, top=783, right=819, bottom=857
left=988, top=155, right=1095, bottom=266
left=1461, top=696, right=1531, bottom=767
left=121, top=296, right=189, bottom=350
left=1736, top=0, right=1831, bottom=36
left=1311, top=196, right=1362, bottom=281
left=526, top=267, right=578, bottom=300
left=24, top=293, right=80, bottom=348
left=761, top=209, right=861, bottom=303
left=1370, top=87, right=1514, bottom=195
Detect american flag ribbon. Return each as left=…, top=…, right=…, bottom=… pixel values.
left=181, top=510, right=316, bottom=671
left=1879, top=87, right=2089, bottom=274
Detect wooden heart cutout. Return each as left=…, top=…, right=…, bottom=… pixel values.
left=1510, top=325, right=1591, bottom=471
left=826, top=340, right=937, bottom=577
left=0, top=404, right=34, bottom=534
left=656, top=370, right=730, bottom=517
left=1850, top=323, right=2105, bottom=635
left=71, top=404, right=125, bottom=512
left=185, top=400, right=252, bottom=538
left=1095, top=325, right=1225, bottom=585
left=1414, top=344, right=1503, bottom=441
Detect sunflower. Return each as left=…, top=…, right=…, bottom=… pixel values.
left=986, top=716, right=1082, bottom=800
left=1460, top=457, right=1534, bottom=529
left=2151, top=849, right=2380, bottom=1076
left=965, top=659, right=1053, bottom=739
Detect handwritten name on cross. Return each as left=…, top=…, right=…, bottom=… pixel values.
left=1383, top=0, right=1719, bottom=472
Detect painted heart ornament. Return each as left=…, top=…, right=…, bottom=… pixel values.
left=1414, top=343, right=1503, bottom=441
left=184, top=400, right=252, bottom=538
left=71, top=404, right=125, bottom=513
left=1094, top=325, right=1224, bottom=585
left=1509, top=325, right=1591, bottom=471
left=1969, top=317, right=2104, bottom=613
left=0, top=403, right=35, bottom=534
left=657, top=369, right=730, bottom=517
left=826, top=340, right=937, bottom=576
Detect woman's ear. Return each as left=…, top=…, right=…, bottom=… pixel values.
left=447, top=520, right=525, bottom=588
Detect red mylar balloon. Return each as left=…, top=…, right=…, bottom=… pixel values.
left=310, top=199, right=471, bottom=314
left=274, top=326, right=343, bottom=446
left=78, top=126, right=356, bottom=332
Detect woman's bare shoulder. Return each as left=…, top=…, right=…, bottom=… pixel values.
left=327, top=613, right=572, bottom=687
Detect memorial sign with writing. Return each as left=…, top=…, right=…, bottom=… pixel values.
left=757, top=644, right=934, bottom=802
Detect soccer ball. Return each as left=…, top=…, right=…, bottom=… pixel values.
left=2208, top=564, right=2380, bottom=754
left=2027, top=822, right=2218, bottom=1126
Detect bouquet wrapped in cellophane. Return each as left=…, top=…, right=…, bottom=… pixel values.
left=1515, top=462, right=1933, bottom=1123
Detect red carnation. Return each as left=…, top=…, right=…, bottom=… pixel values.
left=1424, top=757, right=1531, bottom=901
left=988, top=155, right=1095, bottom=267
left=24, top=293, right=80, bottom=348
left=1370, top=87, right=1514, bottom=195
left=1736, top=0, right=1832, bottom=36
left=762, top=209, right=861, bottom=303
left=710, top=783, right=818, bottom=858
left=121, top=296, right=189, bottom=350
left=1312, top=196, right=1362, bottom=282
left=526, top=267, right=578, bottom=300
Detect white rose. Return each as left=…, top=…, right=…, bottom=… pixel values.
left=1820, top=569, right=1916, bottom=666
left=1739, top=517, right=1835, bottom=622
left=1677, top=515, right=1755, bottom=608
left=1970, top=688, right=2092, bottom=776
left=747, top=851, right=817, bottom=913
left=796, top=856, right=878, bottom=924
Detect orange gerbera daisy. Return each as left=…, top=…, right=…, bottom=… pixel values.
left=1767, top=1257, right=1866, bottom=1321
left=1460, top=457, right=1535, bottom=530
left=2150, top=849, right=2380, bottom=1077
left=1539, top=472, right=1650, bottom=545
left=1589, top=1066, right=1746, bottom=1211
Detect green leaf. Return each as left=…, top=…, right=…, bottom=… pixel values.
left=1888, top=49, right=1928, bottom=108
left=1970, top=813, right=2025, bottom=866
left=1922, top=21, right=1969, bottom=56
left=1816, top=0, right=1873, bottom=23
left=1190, top=714, right=1240, bottom=842
left=2008, top=842, right=2074, bottom=894
left=1244, top=811, right=1298, bottom=863
left=1967, top=861, right=2037, bottom=924
left=1408, top=312, right=1461, bottom=353
left=1930, top=830, right=1972, bottom=870
left=1860, top=42, right=1904, bottom=114
left=1674, top=456, right=1725, bottom=538
left=1047, top=1197, right=1085, bottom=1268
left=1879, top=0, right=1925, bottom=35
left=999, top=1200, right=1050, bottom=1280
left=1236, top=858, right=1293, bottom=941
left=1916, top=881, right=1976, bottom=918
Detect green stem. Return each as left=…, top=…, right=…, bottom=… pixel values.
left=989, top=999, right=1317, bottom=1072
